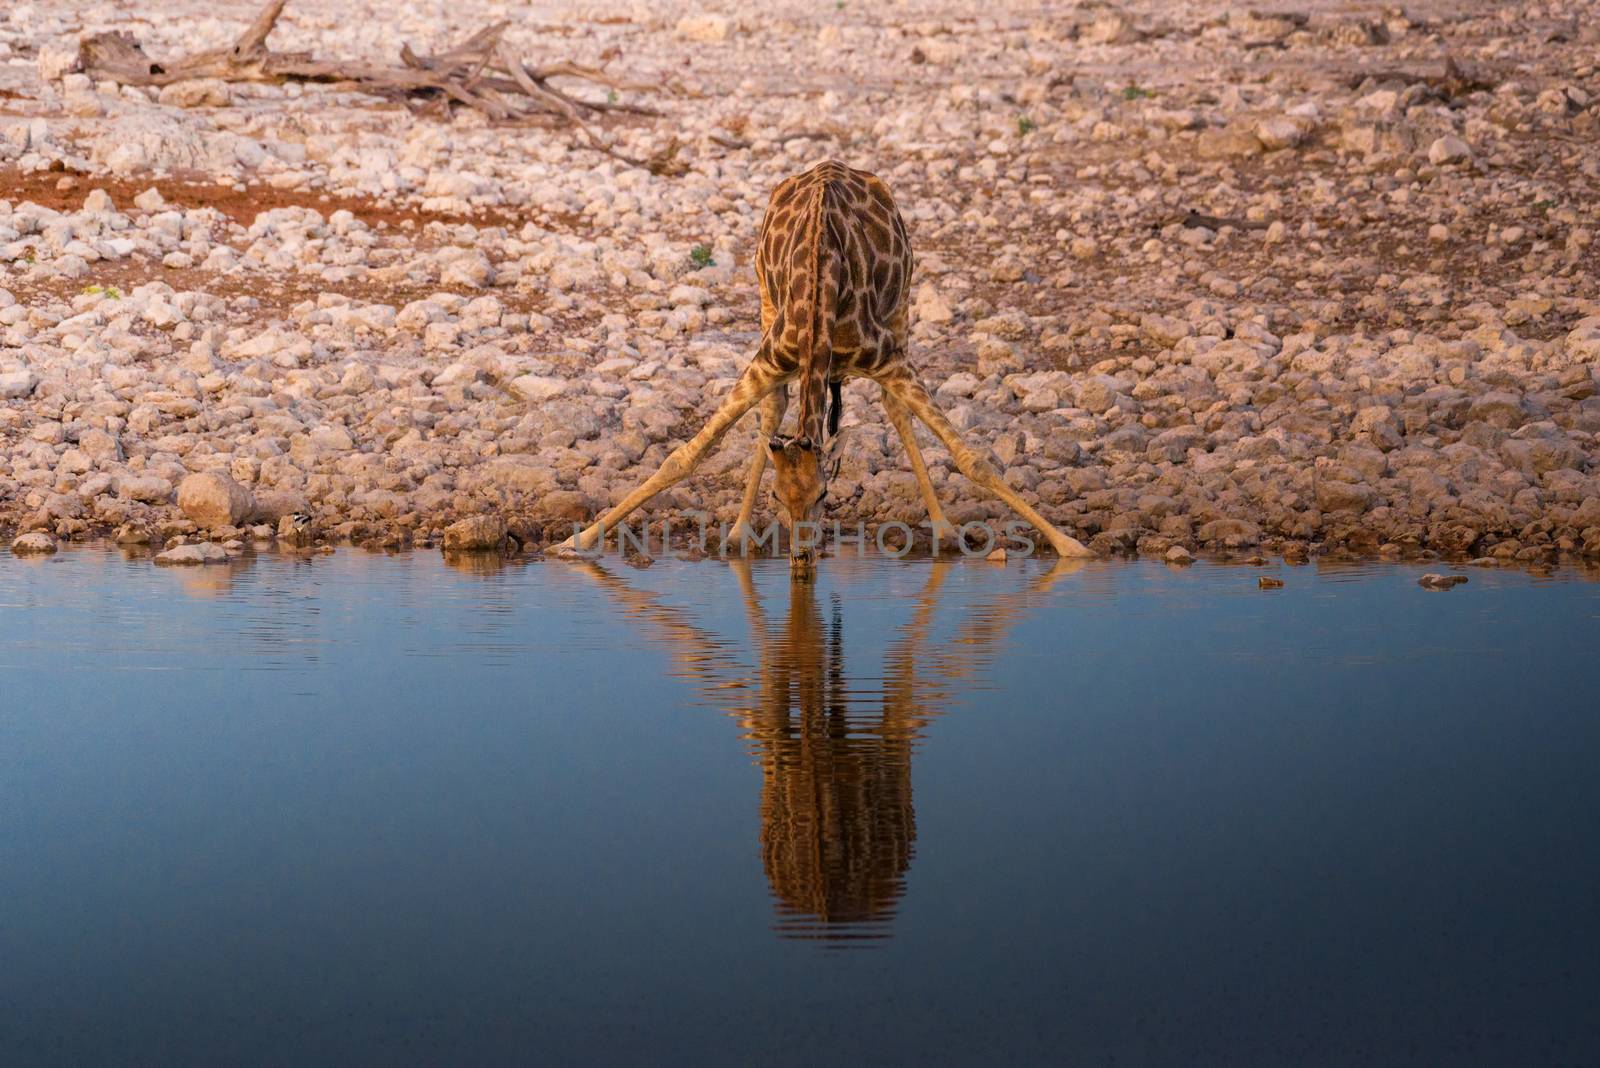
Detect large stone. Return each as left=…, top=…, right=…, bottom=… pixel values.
left=1317, top=479, right=1377, bottom=514
left=1255, top=115, right=1314, bottom=150
left=540, top=491, right=594, bottom=523
left=252, top=490, right=312, bottom=523
left=1427, top=135, right=1471, bottom=165
left=509, top=375, right=569, bottom=403
left=1351, top=405, right=1402, bottom=451
left=0, top=370, right=38, bottom=399
left=913, top=284, right=954, bottom=324
left=1196, top=125, right=1264, bottom=159
left=1467, top=391, right=1529, bottom=429
left=1196, top=518, right=1261, bottom=546
left=155, top=542, right=229, bottom=566
left=443, top=515, right=508, bottom=550
left=118, top=474, right=173, bottom=503
left=177, top=471, right=256, bottom=529
left=675, top=15, right=732, bottom=42
left=158, top=79, right=232, bottom=108
left=11, top=531, right=58, bottom=555
left=1563, top=317, right=1600, bottom=365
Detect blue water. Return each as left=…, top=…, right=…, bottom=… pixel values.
left=2, top=547, right=1598, bottom=1065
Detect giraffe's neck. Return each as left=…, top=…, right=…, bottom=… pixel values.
left=796, top=364, right=830, bottom=443
left=794, top=180, right=833, bottom=444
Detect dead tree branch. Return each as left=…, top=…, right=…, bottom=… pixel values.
left=74, top=0, right=665, bottom=160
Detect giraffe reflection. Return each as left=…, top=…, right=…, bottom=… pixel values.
left=569, top=558, right=1081, bottom=943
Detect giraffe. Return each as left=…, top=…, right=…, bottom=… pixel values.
left=551, top=159, right=1094, bottom=565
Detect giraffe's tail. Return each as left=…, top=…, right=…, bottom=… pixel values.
left=826, top=380, right=842, bottom=438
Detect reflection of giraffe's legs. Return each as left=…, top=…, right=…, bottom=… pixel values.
left=881, top=369, right=1094, bottom=558
left=732, top=386, right=789, bottom=548
left=881, top=384, right=955, bottom=545
left=555, top=358, right=788, bottom=553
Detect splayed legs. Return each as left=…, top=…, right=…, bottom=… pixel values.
left=554, top=358, right=788, bottom=553
left=880, top=384, right=955, bottom=544
left=880, top=369, right=1094, bottom=558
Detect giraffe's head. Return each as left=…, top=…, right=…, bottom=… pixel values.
left=767, top=433, right=848, bottom=568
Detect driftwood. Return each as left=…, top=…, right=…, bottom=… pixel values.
left=75, top=0, right=679, bottom=171
left=1169, top=210, right=1271, bottom=232
left=1346, top=55, right=1497, bottom=101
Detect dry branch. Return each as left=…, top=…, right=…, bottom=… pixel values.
left=74, top=0, right=668, bottom=166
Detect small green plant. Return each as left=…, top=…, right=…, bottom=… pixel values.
left=1532, top=198, right=1555, bottom=212
left=835, top=0, right=845, bottom=8
left=82, top=283, right=122, bottom=299
left=689, top=244, right=715, bottom=269
left=607, top=88, right=619, bottom=104
left=1016, top=115, right=1037, bottom=136
left=1121, top=84, right=1156, bottom=100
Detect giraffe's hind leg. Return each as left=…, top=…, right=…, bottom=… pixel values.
left=730, top=385, right=789, bottom=550
left=881, top=369, right=1094, bottom=558
left=880, top=384, right=956, bottom=546
left=553, top=357, right=788, bottom=554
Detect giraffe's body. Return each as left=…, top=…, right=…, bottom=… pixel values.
left=754, top=160, right=912, bottom=441
left=554, top=160, right=1093, bottom=563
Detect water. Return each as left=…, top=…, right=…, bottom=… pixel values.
left=2, top=547, right=1598, bottom=1065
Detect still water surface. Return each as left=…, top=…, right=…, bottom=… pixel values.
left=2, top=548, right=1598, bottom=1065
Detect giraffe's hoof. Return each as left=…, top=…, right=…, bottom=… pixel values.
left=1053, top=536, right=1097, bottom=559
left=545, top=537, right=582, bottom=559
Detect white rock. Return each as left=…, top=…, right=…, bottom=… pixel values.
left=37, top=43, right=79, bottom=82
left=443, top=514, right=507, bottom=550
left=82, top=188, right=115, bottom=214
left=158, top=79, right=231, bottom=109
left=155, top=542, right=229, bottom=566
left=1427, top=135, right=1471, bottom=165
left=11, top=531, right=57, bottom=555
left=176, top=471, right=256, bottom=529
left=0, top=369, right=38, bottom=398
left=308, top=424, right=355, bottom=451
left=913, top=284, right=954, bottom=324
left=1255, top=116, right=1312, bottom=150
left=509, top=374, right=569, bottom=402
left=119, top=474, right=173, bottom=503
left=675, top=15, right=732, bottom=42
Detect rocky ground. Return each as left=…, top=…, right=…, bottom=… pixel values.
left=2, top=0, right=1599, bottom=565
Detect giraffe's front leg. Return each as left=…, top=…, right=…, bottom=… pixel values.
left=882, top=370, right=1095, bottom=558
left=730, top=386, right=789, bottom=551
left=552, top=359, right=787, bottom=555
left=880, top=384, right=957, bottom=549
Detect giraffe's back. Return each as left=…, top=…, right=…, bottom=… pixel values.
left=756, top=160, right=914, bottom=380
